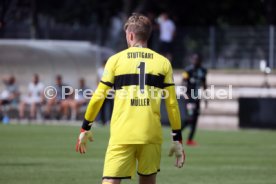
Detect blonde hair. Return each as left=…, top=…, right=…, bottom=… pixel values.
left=124, top=13, right=152, bottom=41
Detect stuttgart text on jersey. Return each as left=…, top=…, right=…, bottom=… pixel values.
left=127, top=52, right=154, bottom=59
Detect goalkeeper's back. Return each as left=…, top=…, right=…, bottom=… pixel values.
left=101, top=46, right=180, bottom=144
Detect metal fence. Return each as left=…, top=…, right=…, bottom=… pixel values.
left=164, top=26, right=275, bottom=70
left=1, top=24, right=275, bottom=70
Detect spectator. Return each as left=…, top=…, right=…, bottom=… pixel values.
left=181, top=53, right=207, bottom=146
left=44, top=75, right=70, bottom=119
left=72, top=78, right=90, bottom=120
left=0, top=75, right=20, bottom=122
left=108, top=13, right=124, bottom=48
left=146, top=12, right=159, bottom=50
left=62, top=78, right=90, bottom=120
left=18, top=74, right=44, bottom=120
left=157, top=12, right=176, bottom=61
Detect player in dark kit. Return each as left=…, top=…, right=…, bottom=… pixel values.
left=181, top=53, right=207, bottom=146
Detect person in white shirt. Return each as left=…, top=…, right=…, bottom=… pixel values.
left=19, top=74, right=44, bottom=120
left=157, top=12, right=176, bottom=61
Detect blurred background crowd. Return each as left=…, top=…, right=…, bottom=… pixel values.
left=0, top=71, right=113, bottom=124
left=0, top=74, right=88, bottom=121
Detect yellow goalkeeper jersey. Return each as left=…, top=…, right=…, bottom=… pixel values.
left=85, top=46, right=181, bottom=145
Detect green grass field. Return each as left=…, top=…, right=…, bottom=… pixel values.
left=0, top=124, right=276, bottom=184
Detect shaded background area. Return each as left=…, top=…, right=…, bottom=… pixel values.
left=0, top=40, right=114, bottom=88
left=1, top=0, right=276, bottom=69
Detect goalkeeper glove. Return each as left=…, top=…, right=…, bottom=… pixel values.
left=168, top=130, right=185, bottom=168
left=75, top=119, right=93, bottom=154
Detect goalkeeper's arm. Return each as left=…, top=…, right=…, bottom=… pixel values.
left=76, top=82, right=111, bottom=154
left=164, top=85, right=185, bottom=168
left=83, top=82, right=112, bottom=126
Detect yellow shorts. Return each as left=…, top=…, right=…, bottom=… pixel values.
left=102, top=144, right=161, bottom=180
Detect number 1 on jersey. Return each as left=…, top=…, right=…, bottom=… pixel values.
left=138, top=62, right=145, bottom=93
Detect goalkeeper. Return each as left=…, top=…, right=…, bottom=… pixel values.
left=76, top=13, right=185, bottom=184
